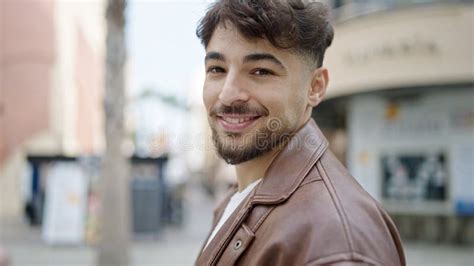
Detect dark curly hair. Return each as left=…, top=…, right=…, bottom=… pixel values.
left=196, top=0, right=334, bottom=67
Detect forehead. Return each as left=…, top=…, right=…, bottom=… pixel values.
left=206, top=24, right=297, bottom=62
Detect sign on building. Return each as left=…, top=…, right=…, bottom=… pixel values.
left=42, top=162, right=88, bottom=244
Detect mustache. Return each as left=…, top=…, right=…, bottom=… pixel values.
left=210, top=103, right=269, bottom=117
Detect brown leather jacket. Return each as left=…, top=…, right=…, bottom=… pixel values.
left=196, top=119, right=406, bottom=266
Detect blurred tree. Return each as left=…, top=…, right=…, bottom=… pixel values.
left=138, top=87, right=189, bottom=110
left=97, top=0, right=131, bottom=266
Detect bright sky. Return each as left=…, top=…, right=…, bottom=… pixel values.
left=126, top=1, right=212, bottom=160
left=127, top=0, right=211, bottom=101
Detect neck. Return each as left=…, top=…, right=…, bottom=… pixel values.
left=234, top=148, right=281, bottom=192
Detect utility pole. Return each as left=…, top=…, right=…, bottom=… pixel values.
left=97, top=0, right=130, bottom=265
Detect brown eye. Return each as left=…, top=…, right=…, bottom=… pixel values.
left=207, top=66, right=225, bottom=74
left=253, top=68, right=274, bottom=76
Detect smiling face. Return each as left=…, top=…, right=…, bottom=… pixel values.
left=203, top=24, right=321, bottom=165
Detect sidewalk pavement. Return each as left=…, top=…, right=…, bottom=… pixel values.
left=1, top=182, right=473, bottom=266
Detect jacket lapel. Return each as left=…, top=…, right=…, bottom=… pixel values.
left=195, top=186, right=237, bottom=258
left=196, top=187, right=256, bottom=265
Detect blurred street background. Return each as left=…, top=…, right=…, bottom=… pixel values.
left=1, top=0, right=473, bottom=265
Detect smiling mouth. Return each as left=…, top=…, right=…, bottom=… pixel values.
left=216, top=114, right=262, bottom=133
left=220, top=116, right=259, bottom=123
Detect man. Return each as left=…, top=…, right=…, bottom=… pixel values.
left=195, top=0, right=406, bottom=265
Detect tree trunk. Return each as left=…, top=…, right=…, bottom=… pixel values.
left=97, top=0, right=130, bottom=266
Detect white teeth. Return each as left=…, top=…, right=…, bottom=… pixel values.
left=223, top=117, right=254, bottom=124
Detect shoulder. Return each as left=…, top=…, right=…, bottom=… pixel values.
left=253, top=150, right=404, bottom=265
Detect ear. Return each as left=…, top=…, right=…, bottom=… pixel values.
left=308, top=68, right=329, bottom=107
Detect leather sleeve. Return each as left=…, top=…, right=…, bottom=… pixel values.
left=315, top=261, right=374, bottom=266
left=304, top=251, right=381, bottom=266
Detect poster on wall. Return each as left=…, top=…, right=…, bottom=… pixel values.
left=451, top=144, right=474, bottom=216
left=42, top=162, right=88, bottom=244
left=381, top=153, right=447, bottom=201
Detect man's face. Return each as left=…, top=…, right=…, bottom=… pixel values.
left=203, top=24, right=314, bottom=164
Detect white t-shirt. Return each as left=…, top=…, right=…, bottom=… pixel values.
left=204, top=178, right=262, bottom=250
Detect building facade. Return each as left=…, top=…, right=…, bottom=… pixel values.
left=0, top=0, right=105, bottom=218
left=315, top=0, right=474, bottom=242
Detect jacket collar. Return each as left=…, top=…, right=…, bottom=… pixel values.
left=251, top=118, right=328, bottom=205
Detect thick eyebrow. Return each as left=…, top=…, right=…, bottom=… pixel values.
left=205, top=51, right=225, bottom=63
left=243, top=53, right=286, bottom=70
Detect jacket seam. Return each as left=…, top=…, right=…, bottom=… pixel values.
left=317, top=159, right=355, bottom=253
left=376, top=204, right=406, bottom=265
left=306, top=251, right=380, bottom=265
left=299, top=176, right=322, bottom=187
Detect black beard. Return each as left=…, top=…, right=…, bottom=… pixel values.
left=211, top=121, right=293, bottom=165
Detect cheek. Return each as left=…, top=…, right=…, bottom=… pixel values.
left=202, top=82, right=218, bottom=111
left=282, top=84, right=308, bottom=121
left=293, top=90, right=307, bottom=111
left=289, top=75, right=310, bottom=107
left=257, top=91, right=291, bottom=120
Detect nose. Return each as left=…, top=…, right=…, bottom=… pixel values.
left=218, top=71, right=249, bottom=106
